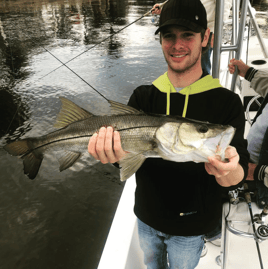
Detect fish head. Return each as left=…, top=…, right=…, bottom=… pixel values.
left=155, top=121, right=235, bottom=163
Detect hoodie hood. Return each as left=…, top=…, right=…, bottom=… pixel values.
left=152, top=72, right=223, bottom=117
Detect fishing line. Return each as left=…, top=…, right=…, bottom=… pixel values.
left=5, top=1, right=168, bottom=137
left=25, top=0, right=168, bottom=87
left=23, top=29, right=109, bottom=102
left=4, top=28, right=22, bottom=136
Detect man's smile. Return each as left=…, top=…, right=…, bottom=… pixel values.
left=171, top=54, right=187, bottom=58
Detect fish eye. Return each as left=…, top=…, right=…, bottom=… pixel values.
left=198, top=124, right=209, bottom=133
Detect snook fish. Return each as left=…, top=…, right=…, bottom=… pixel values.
left=4, top=97, right=235, bottom=181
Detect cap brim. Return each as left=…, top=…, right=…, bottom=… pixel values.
left=155, top=18, right=204, bottom=34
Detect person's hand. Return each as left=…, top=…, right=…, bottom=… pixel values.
left=88, top=126, right=127, bottom=164
left=246, top=163, right=257, bottom=181
left=228, top=58, right=250, bottom=78
left=205, top=146, right=240, bottom=179
left=151, top=4, right=161, bottom=15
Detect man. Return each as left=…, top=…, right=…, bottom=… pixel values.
left=89, top=0, right=249, bottom=268
left=229, top=59, right=268, bottom=206
left=152, top=0, right=233, bottom=74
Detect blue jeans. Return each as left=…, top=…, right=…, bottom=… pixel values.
left=137, top=218, right=204, bottom=269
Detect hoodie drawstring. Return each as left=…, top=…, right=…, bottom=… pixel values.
left=166, top=89, right=171, bottom=115
left=182, top=87, right=190, bottom=118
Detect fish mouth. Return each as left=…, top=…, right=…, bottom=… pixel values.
left=198, top=126, right=235, bottom=161
left=215, top=126, right=236, bottom=159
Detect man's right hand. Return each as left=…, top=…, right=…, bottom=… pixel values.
left=88, top=126, right=127, bottom=164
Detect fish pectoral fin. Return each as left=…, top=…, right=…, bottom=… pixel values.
left=108, top=100, right=142, bottom=115
left=58, top=151, right=82, bottom=171
left=54, top=97, right=95, bottom=128
left=118, top=153, right=146, bottom=181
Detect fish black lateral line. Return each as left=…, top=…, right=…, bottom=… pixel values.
left=4, top=97, right=235, bottom=181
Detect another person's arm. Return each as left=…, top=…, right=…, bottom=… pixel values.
left=229, top=58, right=268, bottom=186
left=229, top=58, right=268, bottom=97
left=151, top=3, right=162, bottom=15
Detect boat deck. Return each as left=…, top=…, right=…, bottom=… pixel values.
left=198, top=231, right=268, bottom=269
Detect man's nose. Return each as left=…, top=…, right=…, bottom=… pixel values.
left=173, top=38, right=184, bottom=49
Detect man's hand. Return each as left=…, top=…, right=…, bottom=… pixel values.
left=228, top=58, right=250, bottom=78
left=205, top=146, right=243, bottom=186
left=205, top=146, right=239, bottom=178
left=88, top=126, right=127, bottom=164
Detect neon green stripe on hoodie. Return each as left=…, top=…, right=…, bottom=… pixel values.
left=152, top=72, right=223, bottom=117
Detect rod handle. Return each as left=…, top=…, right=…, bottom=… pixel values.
left=244, top=183, right=252, bottom=204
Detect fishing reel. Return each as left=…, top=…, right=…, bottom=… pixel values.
left=256, top=225, right=268, bottom=241
left=228, top=189, right=240, bottom=205
left=227, top=183, right=256, bottom=205
left=254, top=205, right=268, bottom=241
left=254, top=205, right=268, bottom=224
left=227, top=188, right=268, bottom=242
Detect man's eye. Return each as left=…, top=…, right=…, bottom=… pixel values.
left=184, top=33, right=194, bottom=37
left=163, top=34, right=173, bottom=39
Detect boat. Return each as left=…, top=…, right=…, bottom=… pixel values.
left=97, top=0, right=268, bottom=268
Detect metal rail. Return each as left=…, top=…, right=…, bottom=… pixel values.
left=212, top=0, right=249, bottom=91
left=212, top=0, right=268, bottom=92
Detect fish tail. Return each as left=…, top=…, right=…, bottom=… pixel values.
left=4, top=140, right=43, bottom=180
left=4, top=140, right=30, bottom=156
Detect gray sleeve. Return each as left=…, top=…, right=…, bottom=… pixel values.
left=251, top=69, right=268, bottom=98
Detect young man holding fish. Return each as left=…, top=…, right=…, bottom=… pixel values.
left=88, top=0, right=249, bottom=268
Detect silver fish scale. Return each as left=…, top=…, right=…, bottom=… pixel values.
left=119, top=126, right=158, bottom=153
left=30, top=113, right=167, bottom=153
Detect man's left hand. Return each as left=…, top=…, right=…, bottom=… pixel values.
left=205, top=146, right=240, bottom=179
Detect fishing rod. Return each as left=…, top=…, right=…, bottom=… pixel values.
left=33, top=0, right=169, bottom=85
left=243, top=183, right=264, bottom=269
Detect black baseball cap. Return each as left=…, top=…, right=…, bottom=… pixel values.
left=155, top=0, right=207, bottom=34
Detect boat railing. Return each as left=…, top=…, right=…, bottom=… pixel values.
left=220, top=202, right=268, bottom=268
left=212, top=0, right=268, bottom=92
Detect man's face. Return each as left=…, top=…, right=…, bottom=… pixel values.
left=161, top=26, right=209, bottom=74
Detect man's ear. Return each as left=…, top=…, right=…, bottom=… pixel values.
left=202, top=28, right=211, bottom=48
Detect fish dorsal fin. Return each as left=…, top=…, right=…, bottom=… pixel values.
left=118, top=153, right=146, bottom=181
left=54, top=97, right=94, bottom=128
left=108, top=100, right=141, bottom=115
